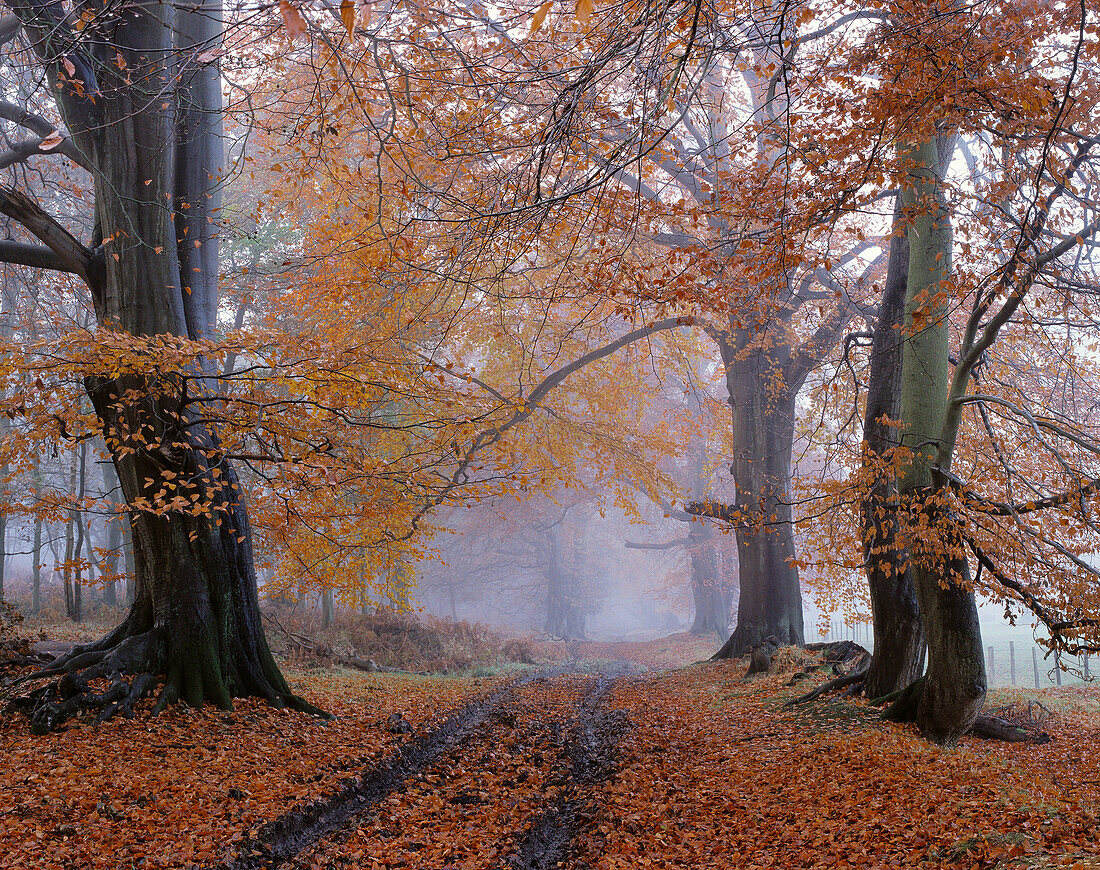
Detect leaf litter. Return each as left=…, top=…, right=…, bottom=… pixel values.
left=2, top=635, right=1100, bottom=869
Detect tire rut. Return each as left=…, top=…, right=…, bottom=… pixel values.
left=212, top=671, right=547, bottom=870
left=246, top=666, right=633, bottom=869
left=503, top=672, right=630, bottom=870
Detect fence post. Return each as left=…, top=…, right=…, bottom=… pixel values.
left=1032, top=647, right=1040, bottom=689
left=1009, top=641, right=1016, bottom=686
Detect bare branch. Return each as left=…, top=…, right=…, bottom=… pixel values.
left=0, top=186, right=94, bottom=283
left=0, top=239, right=81, bottom=274
left=624, top=537, right=690, bottom=550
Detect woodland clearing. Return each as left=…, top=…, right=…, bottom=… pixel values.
left=2, top=625, right=1099, bottom=869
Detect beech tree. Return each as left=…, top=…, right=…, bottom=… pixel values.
left=616, top=13, right=879, bottom=656
left=0, top=0, right=709, bottom=721
left=790, top=0, right=1100, bottom=743
left=0, top=0, right=322, bottom=718
left=626, top=385, right=739, bottom=642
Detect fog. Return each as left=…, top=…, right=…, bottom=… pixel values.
left=2, top=481, right=1090, bottom=691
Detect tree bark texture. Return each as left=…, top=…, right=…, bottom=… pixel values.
left=2, top=0, right=313, bottom=713
left=861, top=195, right=926, bottom=699
left=713, top=329, right=805, bottom=657
left=85, top=373, right=310, bottom=711
left=896, top=136, right=985, bottom=745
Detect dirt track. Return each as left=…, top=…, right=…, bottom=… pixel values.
left=214, top=667, right=631, bottom=869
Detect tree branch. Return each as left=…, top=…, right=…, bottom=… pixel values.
left=0, top=186, right=94, bottom=283
left=402, top=315, right=696, bottom=535
left=0, top=15, right=20, bottom=46
left=624, top=537, right=690, bottom=550
left=963, top=531, right=1100, bottom=655
left=685, top=501, right=740, bottom=524
left=0, top=240, right=82, bottom=274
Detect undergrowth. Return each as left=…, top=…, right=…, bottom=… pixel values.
left=266, top=605, right=539, bottom=673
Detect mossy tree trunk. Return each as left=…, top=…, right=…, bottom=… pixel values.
left=895, top=135, right=985, bottom=746
left=1, top=0, right=316, bottom=716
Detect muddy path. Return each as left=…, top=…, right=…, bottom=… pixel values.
left=504, top=675, right=629, bottom=870
left=214, top=666, right=632, bottom=869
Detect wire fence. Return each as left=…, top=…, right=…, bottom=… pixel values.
left=805, top=618, right=1091, bottom=688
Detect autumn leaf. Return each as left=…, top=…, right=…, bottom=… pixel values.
left=278, top=0, right=307, bottom=38
left=340, top=0, right=356, bottom=37
left=575, top=0, right=593, bottom=26
left=37, top=131, right=63, bottom=152
left=530, top=1, right=552, bottom=35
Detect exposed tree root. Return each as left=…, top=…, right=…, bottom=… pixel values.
left=5, top=617, right=327, bottom=731
left=788, top=666, right=1051, bottom=743
left=784, top=640, right=872, bottom=705
left=4, top=624, right=168, bottom=732
left=784, top=665, right=869, bottom=707
left=878, top=676, right=1050, bottom=743
left=8, top=670, right=160, bottom=734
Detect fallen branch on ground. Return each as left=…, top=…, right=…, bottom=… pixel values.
left=263, top=612, right=419, bottom=675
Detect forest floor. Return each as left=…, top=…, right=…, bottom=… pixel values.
left=2, top=619, right=1100, bottom=869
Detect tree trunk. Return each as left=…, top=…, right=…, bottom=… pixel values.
left=63, top=459, right=75, bottom=621
left=101, top=459, right=124, bottom=609
left=0, top=283, right=11, bottom=604
left=544, top=523, right=568, bottom=637
left=102, top=506, right=121, bottom=609
left=719, top=540, right=739, bottom=630
left=71, top=441, right=88, bottom=623
left=32, top=513, right=42, bottom=615
left=714, top=336, right=804, bottom=656
left=123, top=526, right=136, bottom=608
left=688, top=525, right=728, bottom=640
left=896, top=136, right=985, bottom=745
left=861, top=195, right=926, bottom=699
left=0, top=0, right=320, bottom=716
left=543, top=521, right=586, bottom=640
left=85, top=374, right=316, bottom=713
left=321, top=588, right=335, bottom=629
left=686, top=444, right=730, bottom=640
